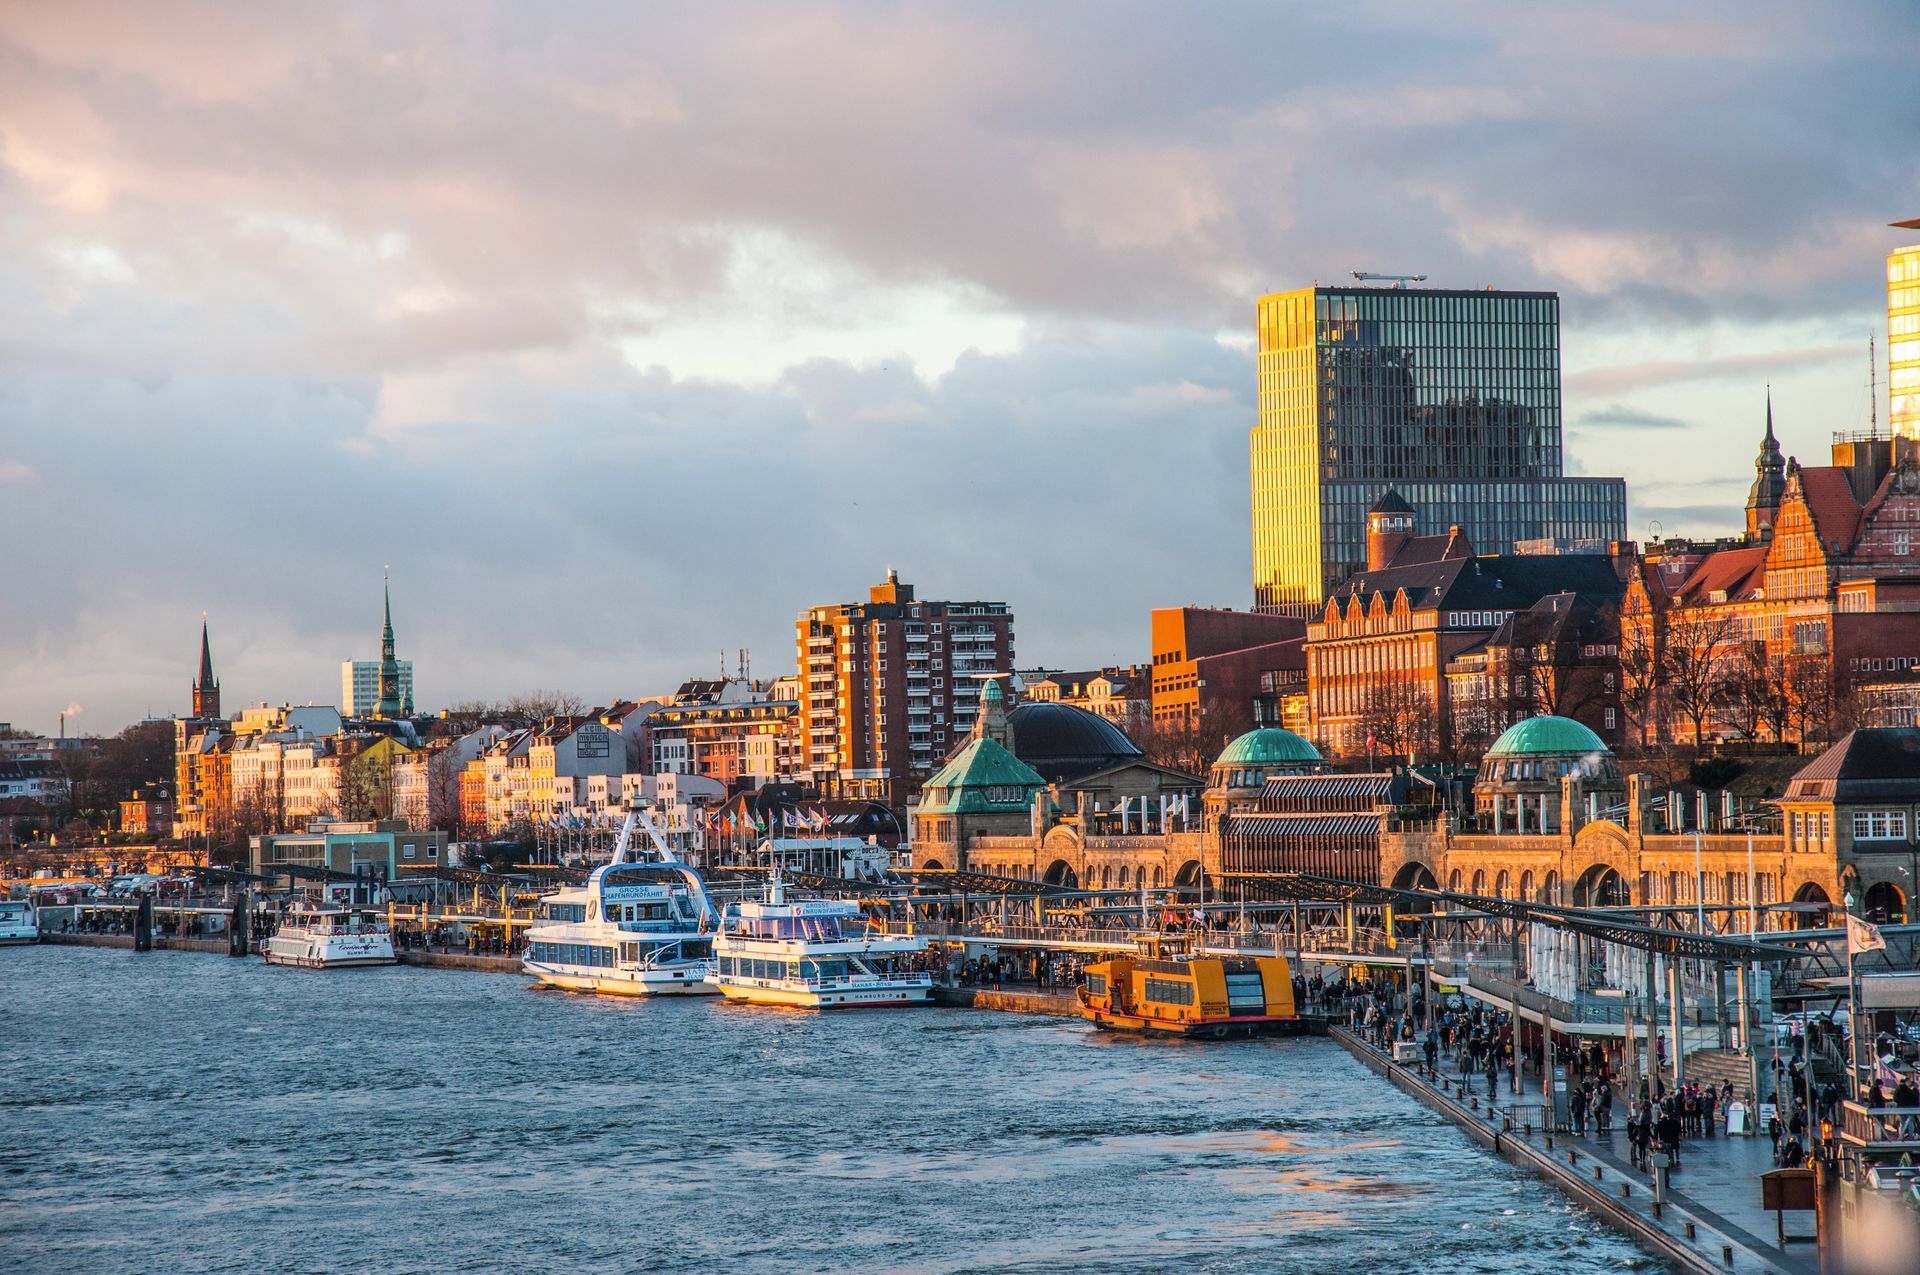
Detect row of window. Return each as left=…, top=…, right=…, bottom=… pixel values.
left=1141, top=977, right=1196, bottom=1006
left=529, top=941, right=612, bottom=967
left=1849, top=656, right=1920, bottom=674
left=1854, top=810, right=1911, bottom=841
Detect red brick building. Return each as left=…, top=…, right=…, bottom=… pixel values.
left=1623, top=425, right=1920, bottom=748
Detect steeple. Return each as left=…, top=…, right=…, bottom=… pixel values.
left=1746, top=387, right=1786, bottom=542
left=375, top=573, right=403, bottom=719
left=191, top=618, right=221, bottom=720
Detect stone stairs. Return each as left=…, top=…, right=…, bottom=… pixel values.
left=1683, top=1047, right=1755, bottom=1099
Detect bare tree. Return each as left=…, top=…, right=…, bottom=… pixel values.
left=1786, top=654, right=1837, bottom=747
left=425, top=748, right=467, bottom=835
left=1355, top=680, right=1438, bottom=764
left=1618, top=604, right=1667, bottom=751
left=1660, top=608, right=1736, bottom=749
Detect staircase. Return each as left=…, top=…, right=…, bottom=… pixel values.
left=1683, top=1047, right=1755, bottom=1100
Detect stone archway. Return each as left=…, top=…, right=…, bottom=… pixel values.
left=1793, top=881, right=1832, bottom=929
left=1043, top=859, right=1078, bottom=889
left=1391, top=861, right=1439, bottom=911
left=1173, top=860, right=1202, bottom=888
left=1574, top=864, right=1629, bottom=908
left=1865, top=881, right=1907, bottom=925
left=920, top=858, right=946, bottom=871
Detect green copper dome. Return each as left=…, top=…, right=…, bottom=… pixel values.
left=1487, top=715, right=1608, bottom=758
left=1216, top=727, right=1321, bottom=767
left=915, top=737, right=1044, bottom=815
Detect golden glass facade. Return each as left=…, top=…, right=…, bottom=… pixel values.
left=1890, top=241, right=1920, bottom=440
left=1252, top=285, right=1624, bottom=614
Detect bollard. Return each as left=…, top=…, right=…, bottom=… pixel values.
left=1568, top=1150, right=1578, bottom=1166
left=1721, top=1245, right=1732, bottom=1265
left=1652, top=1202, right=1662, bottom=1219
left=1593, top=1166, right=1604, bottom=1181
left=1620, top=1184, right=1631, bottom=1198
left=1545, top=1135, right=1554, bottom=1150
left=1685, top=1222, right=1696, bottom=1240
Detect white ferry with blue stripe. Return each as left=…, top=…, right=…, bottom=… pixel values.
left=712, top=875, right=932, bottom=1008
left=522, top=808, right=720, bottom=997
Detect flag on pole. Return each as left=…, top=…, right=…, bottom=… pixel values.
left=1848, top=914, right=1887, bottom=955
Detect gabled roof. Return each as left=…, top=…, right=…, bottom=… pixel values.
left=1783, top=728, right=1920, bottom=804
left=1672, top=545, right=1768, bottom=605
left=1796, top=465, right=1865, bottom=552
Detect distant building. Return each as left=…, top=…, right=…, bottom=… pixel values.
left=174, top=621, right=229, bottom=839
left=1621, top=416, right=1920, bottom=748
left=1305, top=500, right=1632, bottom=759
left=0, top=758, right=67, bottom=804
left=1250, top=283, right=1626, bottom=614
left=796, top=571, right=1015, bottom=807
left=1891, top=218, right=1920, bottom=440
left=342, top=661, right=415, bottom=718
left=249, top=818, right=448, bottom=891
left=1023, top=665, right=1151, bottom=736
left=118, top=782, right=175, bottom=836
left=648, top=677, right=797, bottom=788
left=1149, top=606, right=1306, bottom=744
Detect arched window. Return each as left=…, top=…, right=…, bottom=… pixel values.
left=1520, top=870, right=1536, bottom=901
left=1543, top=870, right=1561, bottom=904
left=1471, top=869, right=1488, bottom=895
left=1448, top=869, right=1464, bottom=893
left=1494, top=870, right=1511, bottom=897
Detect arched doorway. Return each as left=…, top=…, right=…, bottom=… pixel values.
left=1391, top=862, right=1439, bottom=911
left=1574, top=865, right=1629, bottom=908
left=1173, top=860, right=1202, bottom=889
left=1043, top=860, right=1078, bottom=889
left=1865, top=881, right=1907, bottom=925
left=1793, top=882, right=1832, bottom=929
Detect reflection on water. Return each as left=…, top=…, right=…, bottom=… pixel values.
left=2, top=948, right=1667, bottom=1274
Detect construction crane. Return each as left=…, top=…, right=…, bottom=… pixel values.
left=1350, top=271, right=1428, bottom=289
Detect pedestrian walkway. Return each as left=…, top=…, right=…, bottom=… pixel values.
left=1335, top=1028, right=1818, bottom=1275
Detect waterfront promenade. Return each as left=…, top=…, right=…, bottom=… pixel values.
left=1332, top=1025, right=1818, bottom=1275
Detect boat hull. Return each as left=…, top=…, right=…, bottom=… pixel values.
left=1082, top=1007, right=1302, bottom=1039
left=0, top=934, right=39, bottom=946
left=715, top=980, right=933, bottom=1009
left=261, top=936, right=396, bottom=969
left=523, top=961, right=717, bottom=996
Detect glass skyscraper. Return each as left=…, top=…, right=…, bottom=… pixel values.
left=1251, top=285, right=1627, bottom=614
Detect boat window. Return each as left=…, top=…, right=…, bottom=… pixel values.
left=1086, top=973, right=1107, bottom=995
left=1142, top=977, right=1195, bottom=1006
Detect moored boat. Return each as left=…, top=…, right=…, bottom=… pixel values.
left=711, top=875, right=931, bottom=1008
left=522, top=807, right=720, bottom=996
left=262, top=900, right=397, bottom=969
left=0, top=897, right=38, bottom=945
left=1078, top=942, right=1298, bottom=1038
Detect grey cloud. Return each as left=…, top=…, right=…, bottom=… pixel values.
left=1575, top=406, right=1693, bottom=431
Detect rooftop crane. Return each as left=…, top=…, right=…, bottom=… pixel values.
left=1350, top=271, right=1428, bottom=289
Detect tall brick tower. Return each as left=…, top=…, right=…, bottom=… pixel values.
left=191, top=620, right=220, bottom=720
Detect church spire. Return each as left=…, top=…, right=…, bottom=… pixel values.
left=375, top=571, right=404, bottom=719
left=191, top=617, right=221, bottom=720
left=1746, top=385, right=1786, bottom=542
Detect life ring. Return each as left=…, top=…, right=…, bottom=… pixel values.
left=1209, top=1024, right=1230, bottom=1040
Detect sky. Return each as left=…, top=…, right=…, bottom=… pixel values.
left=2, top=1, right=1917, bottom=735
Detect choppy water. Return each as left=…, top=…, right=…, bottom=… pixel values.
left=2, top=947, right=1667, bottom=1274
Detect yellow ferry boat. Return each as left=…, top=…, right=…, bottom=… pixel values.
left=1077, top=945, right=1298, bottom=1038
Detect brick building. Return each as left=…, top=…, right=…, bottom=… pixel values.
left=1305, top=492, right=1630, bottom=760
left=1622, top=420, right=1920, bottom=748
left=1149, top=607, right=1305, bottom=737
left=796, top=572, right=1014, bottom=807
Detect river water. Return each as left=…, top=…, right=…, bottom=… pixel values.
left=2, top=947, right=1666, bottom=1274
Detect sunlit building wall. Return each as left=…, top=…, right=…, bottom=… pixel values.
left=1889, top=224, right=1920, bottom=440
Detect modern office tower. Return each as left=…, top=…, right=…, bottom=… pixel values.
left=795, top=571, right=1014, bottom=807
left=1890, top=219, right=1920, bottom=440
left=1251, top=284, right=1627, bottom=614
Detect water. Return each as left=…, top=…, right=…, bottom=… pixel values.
left=2, top=947, right=1668, bottom=1274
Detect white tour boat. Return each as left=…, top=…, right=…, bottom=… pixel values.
left=712, top=875, right=932, bottom=1008
left=0, top=897, right=38, bottom=945
left=522, top=807, right=720, bottom=996
left=262, top=900, right=397, bottom=969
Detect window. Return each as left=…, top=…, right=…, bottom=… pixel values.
left=1852, top=810, right=1909, bottom=841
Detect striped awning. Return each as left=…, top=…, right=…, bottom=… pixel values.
left=1226, top=813, right=1379, bottom=838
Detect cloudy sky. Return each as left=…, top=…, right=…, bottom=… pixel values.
left=2, top=1, right=1916, bottom=734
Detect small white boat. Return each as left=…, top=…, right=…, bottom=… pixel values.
left=262, top=900, right=396, bottom=969
left=522, top=806, right=720, bottom=997
left=0, top=897, right=37, bottom=945
left=712, top=875, right=931, bottom=1009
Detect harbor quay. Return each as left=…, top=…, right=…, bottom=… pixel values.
left=22, top=861, right=1920, bottom=1271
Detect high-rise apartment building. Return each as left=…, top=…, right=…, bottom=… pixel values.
left=1251, top=284, right=1627, bottom=614
left=342, top=660, right=414, bottom=717
left=795, top=571, right=1014, bottom=807
left=1890, top=218, right=1920, bottom=440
